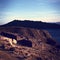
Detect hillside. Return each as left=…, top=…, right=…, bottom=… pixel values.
left=0, top=20, right=60, bottom=29
left=0, top=26, right=60, bottom=60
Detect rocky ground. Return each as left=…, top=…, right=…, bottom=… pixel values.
left=0, top=27, right=60, bottom=60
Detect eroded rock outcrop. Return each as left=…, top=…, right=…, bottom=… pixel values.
left=0, top=27, right=60, bottom=60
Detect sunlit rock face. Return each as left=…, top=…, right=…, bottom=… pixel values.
left=12, top=39, right=17, bottom=44
left=0, top=27, right=60, bottom=60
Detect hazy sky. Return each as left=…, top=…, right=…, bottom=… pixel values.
left=0, top=0, right=60, bottom=24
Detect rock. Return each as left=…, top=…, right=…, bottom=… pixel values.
left=0, top=27, right=60, bottom=60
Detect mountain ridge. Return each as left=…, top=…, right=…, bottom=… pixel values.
left=0, top=20, right=60, bottom=29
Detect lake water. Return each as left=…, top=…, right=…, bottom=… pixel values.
left=46, top=29, right=60, bottom=44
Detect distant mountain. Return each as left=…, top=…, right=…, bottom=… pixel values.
left=56, top=22, right=60, bottom=25
left=0, top=20, right=60, bottom=29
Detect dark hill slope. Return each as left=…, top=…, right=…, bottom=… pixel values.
left=1, top=20, right=60, bottom=29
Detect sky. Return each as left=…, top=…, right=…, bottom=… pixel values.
left=0, top=0, right=60, bottom=25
